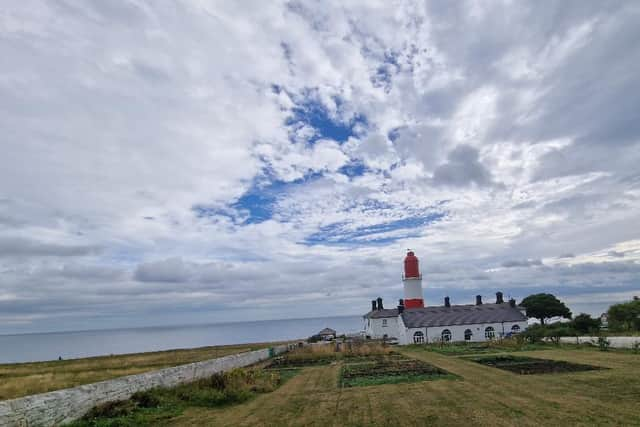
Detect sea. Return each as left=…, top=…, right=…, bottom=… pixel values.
left=0, top=315, right=363, bottom=364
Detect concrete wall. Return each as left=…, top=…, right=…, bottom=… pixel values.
left=0, top=345, right=288, bottom=427
left=425, top=321, right=527, bottom=343
left=399, top=321, right=528, bottom=345
left=559, top=336, right=640, bottom=348
left=365, top=317, right=399, bottom=339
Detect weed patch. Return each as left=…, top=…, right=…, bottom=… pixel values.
left=68, top=367, right=298, bottom=426
left=265, top=342, right=392, bottom=368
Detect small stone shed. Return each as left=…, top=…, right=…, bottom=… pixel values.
left=317, top=328, right=337, bottom=340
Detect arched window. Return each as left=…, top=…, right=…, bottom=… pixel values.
left=382, top=319, right=388, bottom=327
left=511, top=324, right=521, bottom=334
left=441, top=329, right=452, bottom=342
left=464, top=329, right=473, bottom=341
left=413, top=331, right=425, bottom=344
left=485, top=326, right=495, bottom=340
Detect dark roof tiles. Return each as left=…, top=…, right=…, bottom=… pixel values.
left=364, top=308, right=399, bottom=319
left=401, top=303, right=527, bottom=328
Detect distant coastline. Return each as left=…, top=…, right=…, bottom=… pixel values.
left=0, top=313, right=363, bottom=337
left=0, top=315, right=363, bottom=364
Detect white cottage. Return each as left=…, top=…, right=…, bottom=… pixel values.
left=363, top=251, right=529, bottom=345
left=364, top=294, right=528, bottom=345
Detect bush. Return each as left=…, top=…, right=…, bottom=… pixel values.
left=83, top=399, right=136, bottom=419
left=75, top=368, right=286, bottom=425
left=522, top=323, right=575, bottom=344
left=607, top=299, right=640, bottom=331
left=597, top=336, right=610, bottom=352
left=571, top=313, right=601, bottom=334
left=522, top=324, right=546, bottom=343
left=131, top=391, right=160, bottom=408
left=545, top=323, right=576, bottom=345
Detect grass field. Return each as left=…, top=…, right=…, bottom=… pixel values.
left=0, top=342, right=281, bottom=400
left=169, top=346, right=640, bottom=426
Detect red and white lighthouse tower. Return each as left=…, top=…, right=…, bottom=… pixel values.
left=403, top=250, right=424, bottom=308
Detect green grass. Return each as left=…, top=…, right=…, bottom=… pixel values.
left=170, top=346, right=640, bottom=426
left=342, top=371, right=458, bottom=387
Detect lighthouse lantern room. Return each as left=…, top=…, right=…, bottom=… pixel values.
left=402, top=250, right=424, bottom=308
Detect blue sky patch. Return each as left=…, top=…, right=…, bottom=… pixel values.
left=339, top=161, right=368, bottom=178
left=194, top=171, right=325, bottom=225
left=286, top=93, right=367, bottom=144
left=304, top=212, right=446, bottom=246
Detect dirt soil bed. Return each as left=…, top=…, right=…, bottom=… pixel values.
left=472, top=355, right=603, bottom=375
left=340, top=352, right=453, bottom=387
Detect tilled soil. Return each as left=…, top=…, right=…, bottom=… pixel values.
left=340, top=353, right=452, bottom=386
left=472, top=355, right=603, bottom=375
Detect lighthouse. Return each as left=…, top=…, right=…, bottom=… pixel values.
left=402, top=250, right=424, bottom=308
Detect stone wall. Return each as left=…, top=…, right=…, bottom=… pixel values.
left=0, top=345, right=288, bottom=427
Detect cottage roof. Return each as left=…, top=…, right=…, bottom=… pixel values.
left=363, top=308, right=399, bottom=319
left=318, top=328, right=336, bottom=335
left=401, top=303, right=527, bottom=328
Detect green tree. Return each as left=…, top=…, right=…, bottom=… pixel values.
left=571, top=313, right=601, bottom=334
left=520, top=293, right=572, bottom=325
left=607, top=299, right=640, bottom=331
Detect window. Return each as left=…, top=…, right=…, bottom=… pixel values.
left=441, top=329, right=452, bottom=342
left=382, top=319, right=388, bottom=327
left=464, top=329, right=473, bottom=341
left=511, top=324, right=521, bottom=334
left=413, top=331, right=425, bottom=344
left=485, top=326, right=495, bottom=340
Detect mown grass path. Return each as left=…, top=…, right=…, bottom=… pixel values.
left=172, top=348, right=640, bottom=426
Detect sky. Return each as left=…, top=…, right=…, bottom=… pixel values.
left=1, top=0, right=640, bottom=334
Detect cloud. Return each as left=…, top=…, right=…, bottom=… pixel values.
left=501, top=259, right=544, bottom=268
left=134, top=258, right=191, bottom=283
left=432, top=145, right=495, bottom=187
left=0, top=237, right=100, bottom=257
left=1, top=1, right=639, bottom=333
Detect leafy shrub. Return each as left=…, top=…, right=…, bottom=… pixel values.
left=522, top=324, right=546, bottom=343
left=607, top=299, right=640, bottom=331
left=74, top=367, right=288, bottom=426
left=83, top=399, right=136, bottom=418
left=544, top=323, right=576, bottom=345
left=571, top=313, right=601, bottom=334
left=307, top=334, right=322, bottom=343
left=131, top=391, right=160, bottom=408
left=597, top=336, right=610, bottom=352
